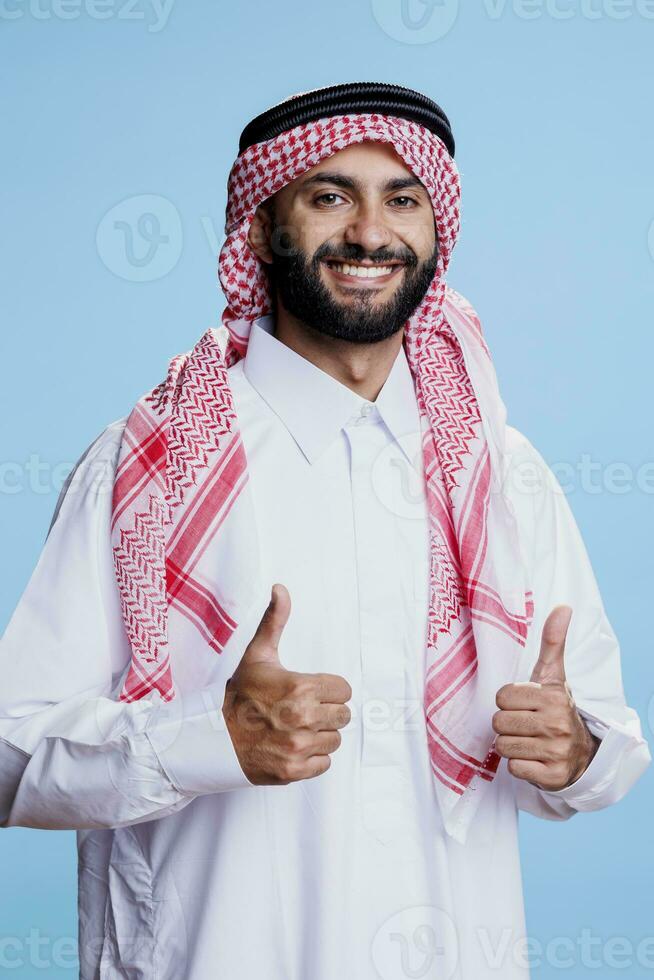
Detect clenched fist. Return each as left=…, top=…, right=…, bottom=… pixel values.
left=222, top=583, right=352, bottom=785
left=493, top=605, right=601, bottom=791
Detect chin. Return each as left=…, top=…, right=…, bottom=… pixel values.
left=329, top=285, right=396, bottom=304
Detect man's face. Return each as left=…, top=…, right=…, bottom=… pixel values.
left=254, top=141, right=438, bottom=344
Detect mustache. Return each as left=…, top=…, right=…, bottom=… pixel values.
left=312, top=242, right=418, bottom=267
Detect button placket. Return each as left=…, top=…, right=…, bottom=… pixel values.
left=344, top=417, right=407, bottom=842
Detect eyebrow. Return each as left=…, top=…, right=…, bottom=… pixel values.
left=299, top=171, right=426, bottom=195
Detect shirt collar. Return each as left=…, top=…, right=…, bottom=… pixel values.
left=242, top=314, right=422, bottom=466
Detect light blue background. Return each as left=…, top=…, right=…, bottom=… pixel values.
left=1, top=1, right=652, bottom=977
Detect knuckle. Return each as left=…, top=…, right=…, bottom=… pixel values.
left=491, top=710, right=503, bottom=733
left=547, top=714, right=573, bottom=739
left=287, top=673, right=315, bottom=699
left=336, top=705, right=352, bottom=727
left=277, top=758, right=302, bottom=782
left=553, top=763, right=569, bottom=784
left=271, top=700, right=300, bottom=729
left=550, top=740, right=570, bottom=763
left=284, top=731, right=306, bottom=754
left=275, top=696, right=312, bottom=730
left=495, top=685, right=512, bottom=707
left=290, top=705, right=311, bottom=728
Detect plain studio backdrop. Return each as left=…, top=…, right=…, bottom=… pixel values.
left=1, top=2, right=652, bottom=977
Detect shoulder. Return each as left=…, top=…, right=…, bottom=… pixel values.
left=505, top=423, right=541, bottom=460
left=226, top=356, right=268, bottom=424
left=48, top=416, right=129, bottom=534
left=502, top=424, right=582, bottom=572
left=503, top=425, right=562, bottom=500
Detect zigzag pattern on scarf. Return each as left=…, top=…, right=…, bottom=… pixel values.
left=110, top=111, right=533, bottom=827
left=165, top=332, right=237, bottom=516
left=113, top=493, right=171, bottom=701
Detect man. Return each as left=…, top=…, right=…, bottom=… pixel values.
left=0, top=82, right=649, bottom=979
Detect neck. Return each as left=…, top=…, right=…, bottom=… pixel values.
left=271, top=305, right=403, bottom=402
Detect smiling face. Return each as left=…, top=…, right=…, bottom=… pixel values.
left=249, top=141, right=439, bottom=344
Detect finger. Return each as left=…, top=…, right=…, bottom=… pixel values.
left=274, top=753, right=334, bottom=784
left=506, top=759, right=550, bottom=784
left=269, top=728, right=341, bottom=761
left=530, top=605, right=572, bottom=685
left=314, top=672, right=353, bottom=705
left=309, top=703, right=352, bottom=731
left=495, top=735, right=548, bottom=761
left=302, top=755, right=333, bottom=780
left=496, top=682, right=545, bottom=711
left=309, top=729, right=343, bottom=755
left=244, top=584, right=291, bottom=664
left=492, top=709, right=544, bottom=737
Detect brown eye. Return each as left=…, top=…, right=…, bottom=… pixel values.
left=315, top=193, right=345, bottom=207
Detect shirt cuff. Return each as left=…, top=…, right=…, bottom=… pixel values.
left=144, top=682, right=255, bottom=796
left=535, top=704, right=650, bottom=810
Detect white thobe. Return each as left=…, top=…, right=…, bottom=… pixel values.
left=0, top=314, right=649, bottom=980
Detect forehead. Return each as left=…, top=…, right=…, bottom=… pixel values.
left=309, top=139, right=412, bottom=173
left=276, top=140, right=423, bottom=198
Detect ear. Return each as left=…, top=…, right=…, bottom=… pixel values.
left=247, top=201, right=274, bottom=265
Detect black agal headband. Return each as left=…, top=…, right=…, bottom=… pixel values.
left=238, top=81, right=456, bottom=159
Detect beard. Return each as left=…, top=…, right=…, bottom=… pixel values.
left=265, top=226, right=439, bottom=345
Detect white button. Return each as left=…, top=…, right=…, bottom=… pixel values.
left=360, top=402, right=373, bottom=416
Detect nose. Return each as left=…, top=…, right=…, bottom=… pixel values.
left=343, top=200, right=393, bottom=254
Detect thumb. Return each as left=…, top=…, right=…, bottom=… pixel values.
left=241, top=583, right=291, bottom=666
left=530, top=604, right=572, bottom=685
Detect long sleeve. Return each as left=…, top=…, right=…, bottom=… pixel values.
left=503, top=427, right=651, bottom=820
left=0, top=421, right=252, bottom=833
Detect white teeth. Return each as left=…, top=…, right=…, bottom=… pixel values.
left=330, top=262, right=395, bottom=279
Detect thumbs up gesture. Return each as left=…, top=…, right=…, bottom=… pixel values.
left=492, top=606, right=601, bottom=791
left=222, top=584, right=352, bottom=786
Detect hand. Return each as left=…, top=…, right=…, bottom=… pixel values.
left=222, top=583, right=352, bottom=786
left=493, top=606, right=601, bottom=791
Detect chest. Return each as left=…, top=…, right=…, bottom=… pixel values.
left=241, top=412, right=432, bottom=696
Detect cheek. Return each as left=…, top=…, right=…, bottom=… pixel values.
left=387, top=214, right=435, bottom=265
left=407, top=220, right=436, bottom=262
left=286, top=209, right=342, bottom=257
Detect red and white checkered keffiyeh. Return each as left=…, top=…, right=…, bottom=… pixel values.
left=111, top=112, right=534, bottom=841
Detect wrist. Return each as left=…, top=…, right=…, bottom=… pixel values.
left=569, top=723, right=601, bottom=785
